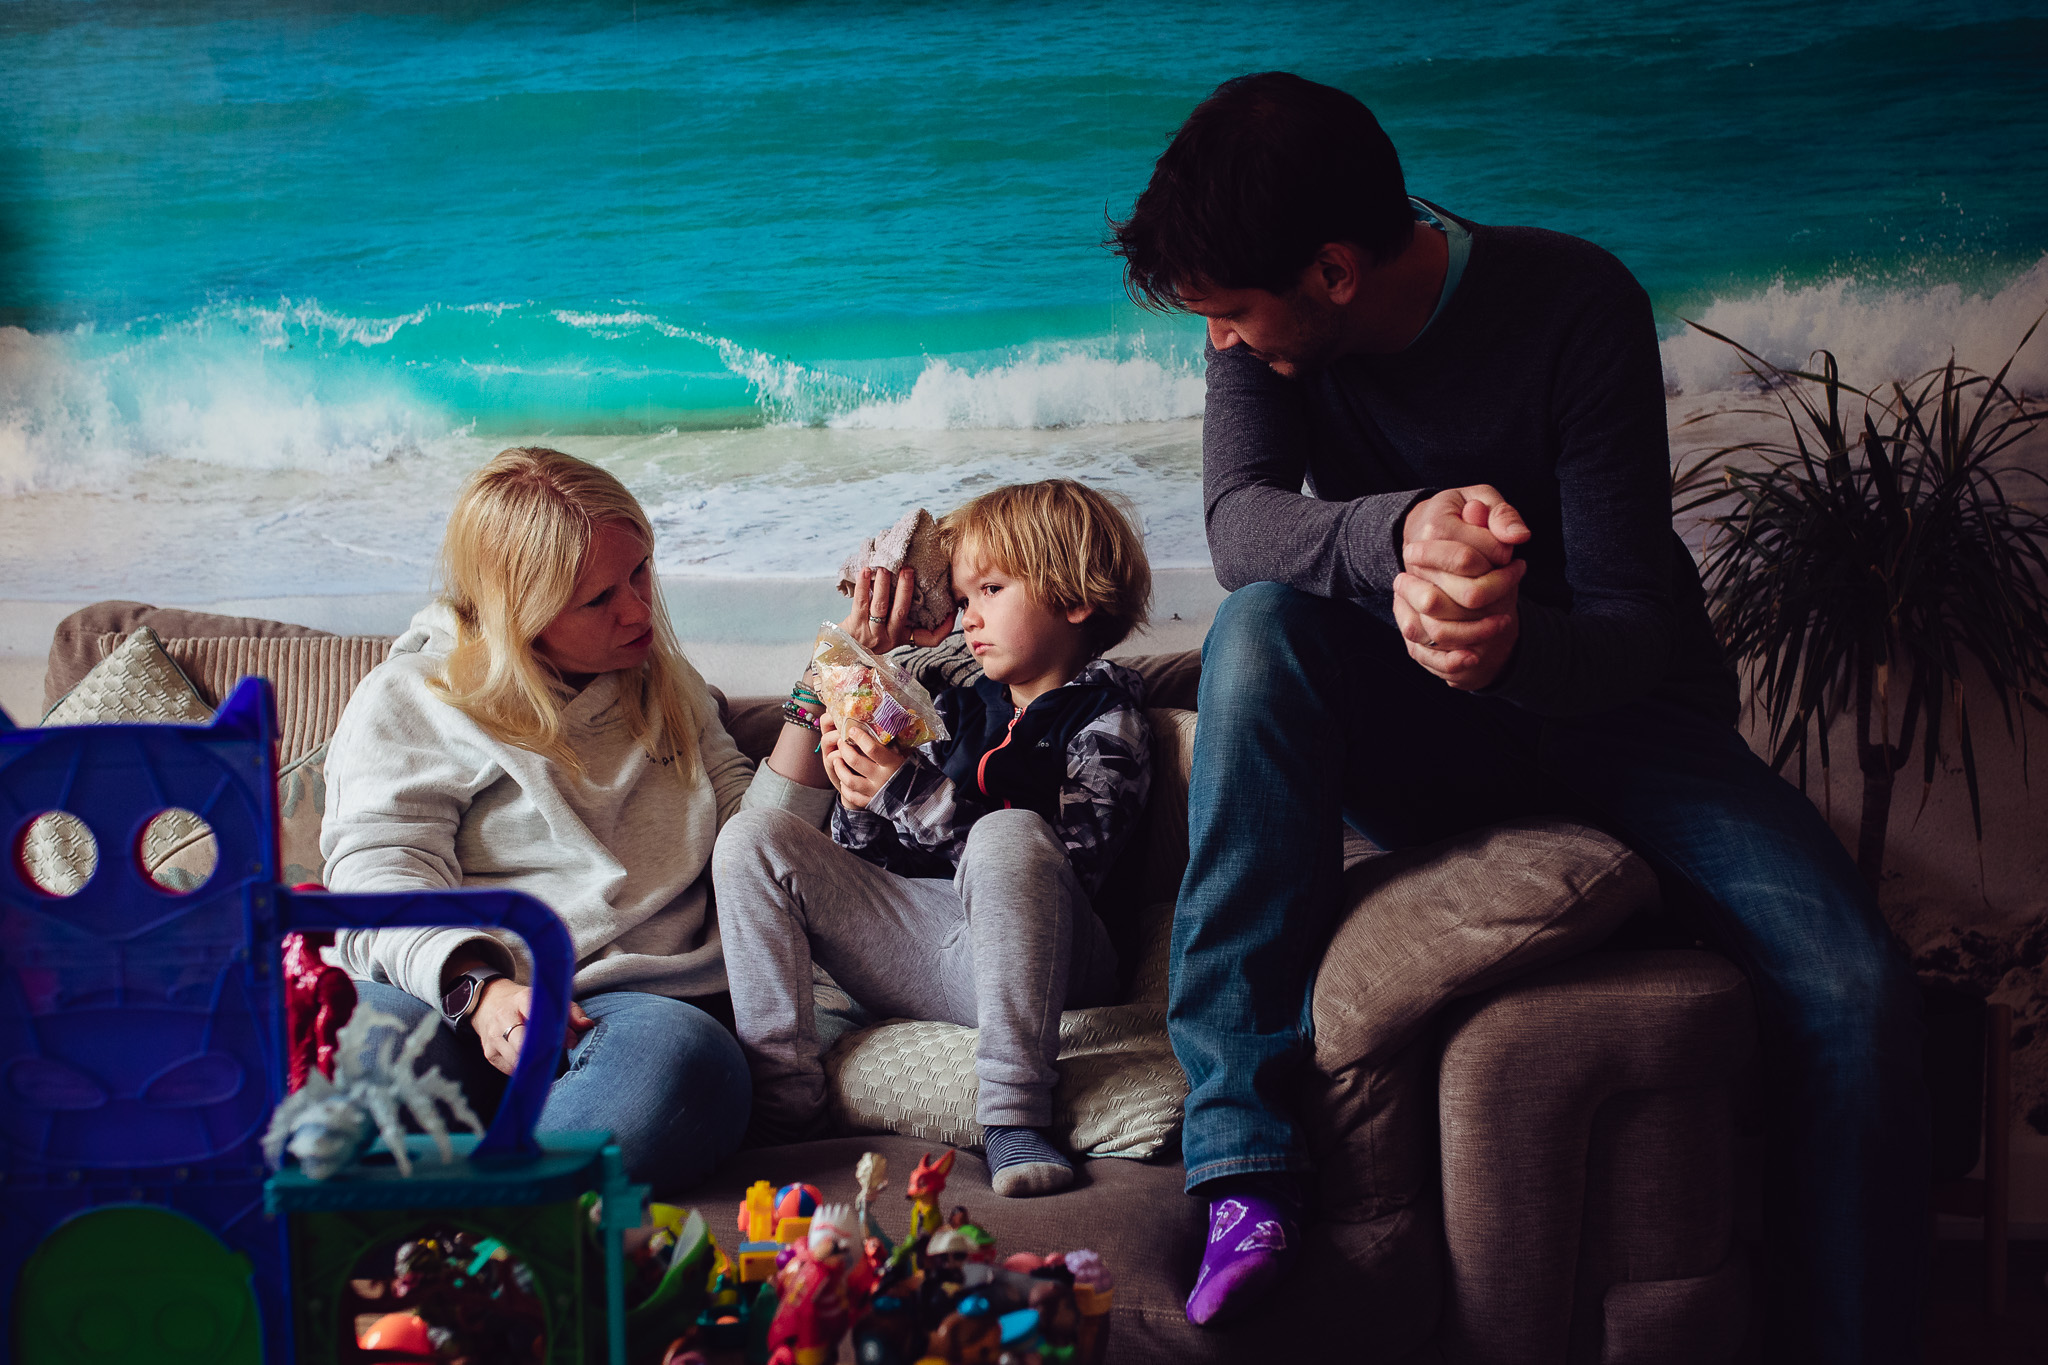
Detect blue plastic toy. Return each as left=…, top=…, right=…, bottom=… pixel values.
left=2, top=679, right=643, bottom=1364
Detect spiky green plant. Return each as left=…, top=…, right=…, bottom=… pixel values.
left=1671, top=320, right=2048, bottom=891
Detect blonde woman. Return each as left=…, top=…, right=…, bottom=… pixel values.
left=322, top=447, right=833, bottom=1191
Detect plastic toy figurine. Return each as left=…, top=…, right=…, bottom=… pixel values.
left=282, top=926, right=357, bottom=1091
left=1061, top=1251, right=1113, bottom=1365
left=260, top=1003, right=483, bottom=1179
left=852, top=1288, right=925, bottom=1365
left=764, top=1202, right=871, bottom=1365
left=904, top=1150, right=957, bottom=1245
left=925, top=1228, right=974, bottom=1286
left=926, top=1296, right=1002, bottom=1365
left=856, top=1152, right=894, bottom=1252
left=358, top=1311, right=435, bottom=1357
left=1025, top=1274, right=1080, bottom=1364
left=737, top=1179, right=784, bottom=1282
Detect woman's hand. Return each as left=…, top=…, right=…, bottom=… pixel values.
left=471, top=977, right=595, bottom=1076
left=842, top=566, right=955, bottom=654
left=821, top=711, right=910, bottom=810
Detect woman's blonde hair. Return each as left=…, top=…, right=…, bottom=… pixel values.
left=938, top=479, right=1152, bottom=654
left=431, top=447, right=705, bottom=779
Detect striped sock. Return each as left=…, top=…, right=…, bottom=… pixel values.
left=982, top=1125, right=1074, bottom=1197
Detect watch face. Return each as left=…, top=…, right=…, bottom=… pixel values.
left=444, top=976, right=478, bottom=1019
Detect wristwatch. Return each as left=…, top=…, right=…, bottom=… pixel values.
left=442, top=967, right=503, bottom=1029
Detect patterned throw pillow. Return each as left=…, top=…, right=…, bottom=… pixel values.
left=823, top=1003, right=1189, bottom=1160
left=41, top=626, right=212, bottom=727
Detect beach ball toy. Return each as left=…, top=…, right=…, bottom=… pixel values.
left=774, top=1182, right=823, bottom=1222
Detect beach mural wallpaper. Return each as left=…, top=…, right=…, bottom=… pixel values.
left=4, top=1, right=2047, bottom=1205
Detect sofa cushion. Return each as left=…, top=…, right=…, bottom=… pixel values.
left=44, top=600, right=332, bottom=713
left=1311, top=818, right=1658, bottom=1075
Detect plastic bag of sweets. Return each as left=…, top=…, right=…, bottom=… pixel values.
left=809, top=622, right=950, bottom=749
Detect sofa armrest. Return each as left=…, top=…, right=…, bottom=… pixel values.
left=1436, top=949, right=1756, bottom=1363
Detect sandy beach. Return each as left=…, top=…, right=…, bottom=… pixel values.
left=1, top=567, right=1228, bottom=723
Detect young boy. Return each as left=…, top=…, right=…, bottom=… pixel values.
left=713, top=479, right=1153, bottom=1196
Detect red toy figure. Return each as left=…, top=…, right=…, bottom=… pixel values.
left=282, top=922, right=357, bottom=1092
left=904, top=1149, right=956, bottom=1244
left=764, top=1202, right=873, bottom=1365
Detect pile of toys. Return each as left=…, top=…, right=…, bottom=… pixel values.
left=615, top=1150, right=1112, bottom=1365
left=345, top=1229, right=547, bottom=1362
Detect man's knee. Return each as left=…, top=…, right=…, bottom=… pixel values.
left=1771, top=925, right=1922, bottom=1070
left=1200, top=583, right=1374, bottom=716
left=1205, top=582, right=1328, bottom=663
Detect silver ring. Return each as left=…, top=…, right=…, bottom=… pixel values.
left=502, top=1022, right=523, bottom=1041
left=868, top=615, right=886, bottom=623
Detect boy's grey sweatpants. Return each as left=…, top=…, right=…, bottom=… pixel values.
left=713, top=805, right=1118, bottom=1132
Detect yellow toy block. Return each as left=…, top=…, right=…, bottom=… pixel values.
left=737, top=1240, right=780, bottom=1284
left=774, top=1214, right=812, bottom=1246
left=742, top=1179, right=775, bottom=1243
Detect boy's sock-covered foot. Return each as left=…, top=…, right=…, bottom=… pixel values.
left=984, top=1125, right=1074, bottom=1197
left=1185, top=1175, right=1302, bottom=1327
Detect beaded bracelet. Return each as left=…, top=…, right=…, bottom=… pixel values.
left=782, top=678, right=825, bottom=732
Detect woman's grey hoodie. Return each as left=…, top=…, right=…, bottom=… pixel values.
left=323, top=602, right=830, bottom=1006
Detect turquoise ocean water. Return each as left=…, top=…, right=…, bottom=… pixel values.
left=3, top=0, right=2046, bottom=597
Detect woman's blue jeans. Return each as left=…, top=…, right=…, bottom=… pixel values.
left=1171, top=583, right=1927, bottom=1362
left=350, top=980, right=749, bottom=1195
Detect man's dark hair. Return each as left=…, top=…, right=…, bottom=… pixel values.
left=1109, top=72, right=1414, bottom=311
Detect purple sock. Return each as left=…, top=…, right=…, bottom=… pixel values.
left=1184, top=1179, right=1301, bottom=1327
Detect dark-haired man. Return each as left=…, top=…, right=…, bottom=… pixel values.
left=1114, top=72, right=1925, bottom=1360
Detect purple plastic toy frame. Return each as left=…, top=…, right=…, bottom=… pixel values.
left=1, top=677, right=578, bottom=1363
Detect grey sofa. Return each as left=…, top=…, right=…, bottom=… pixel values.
left=39, top=601, right=1759, bottom=1363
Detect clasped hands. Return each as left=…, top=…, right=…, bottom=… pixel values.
left=823, top=565, right=951, bottom=810
left=1394, top=485, right=1530, bottom=691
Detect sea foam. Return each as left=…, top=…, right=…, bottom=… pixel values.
left=1662, top=254, right=2048, bottom=396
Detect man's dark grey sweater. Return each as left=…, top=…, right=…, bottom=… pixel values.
left=1202, top=209, right=1738, bottom=721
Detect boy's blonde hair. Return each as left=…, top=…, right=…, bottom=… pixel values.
left=431, top=447, right=707, bottom=779
left=939, top=479, right=1151, bottom=654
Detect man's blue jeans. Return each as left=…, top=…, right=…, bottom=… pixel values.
left=1170, top=583, right=1927, bottom=1361
left=352, top=981, right=750, bottom=1194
